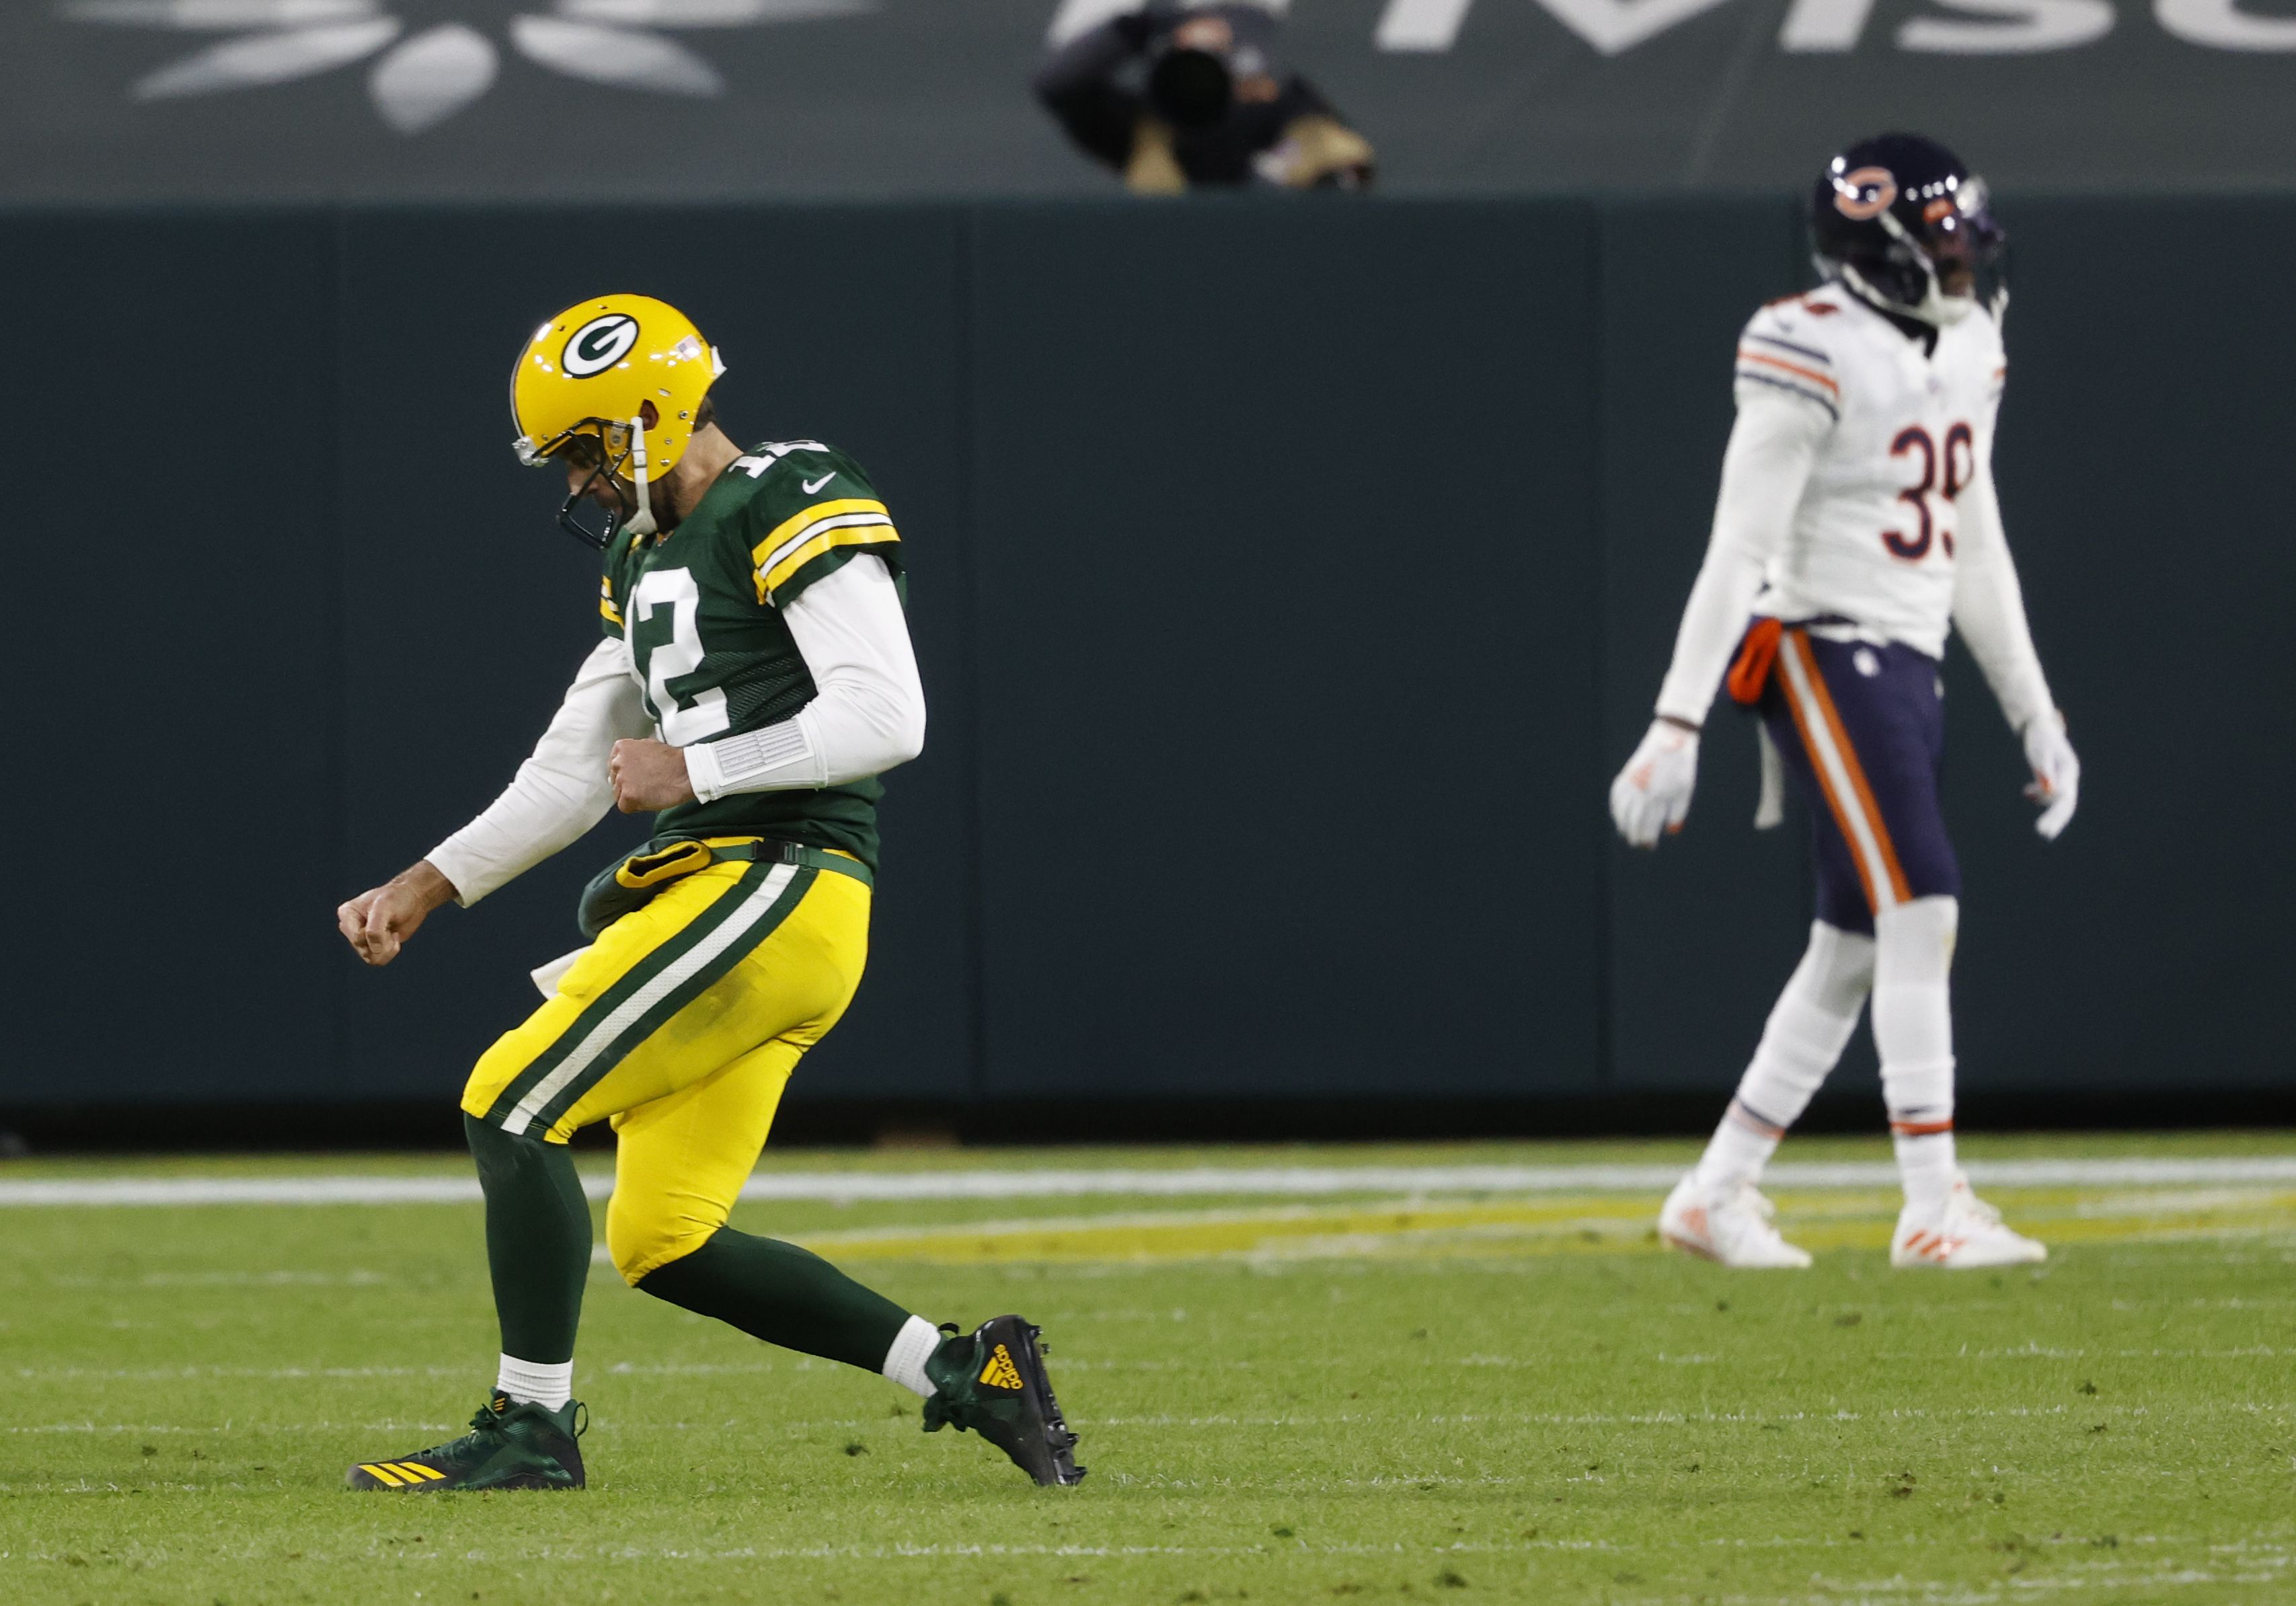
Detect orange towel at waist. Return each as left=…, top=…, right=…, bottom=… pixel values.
left=1726, top=616, right=1784, bottom=706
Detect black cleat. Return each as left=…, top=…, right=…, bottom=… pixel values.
left=922, top=1315, right=1085, bottom=1486
left=345, top=1393, right=586, bottom=1492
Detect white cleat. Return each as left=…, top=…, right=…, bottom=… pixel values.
left=1658, top=1173, right=1814, bottom=1268
left=1891, top=1174, right=2048, bottom=1268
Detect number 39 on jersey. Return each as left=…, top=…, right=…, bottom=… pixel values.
left=1733, top=281, right=2007, bottom=656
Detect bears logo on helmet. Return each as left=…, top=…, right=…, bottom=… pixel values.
left=1831, top=165, right=1897, bottom=221
left=1810, top=133, right=2005, bottom=328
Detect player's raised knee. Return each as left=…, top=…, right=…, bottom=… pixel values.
left=605, top=1201, right=717, bottom=1287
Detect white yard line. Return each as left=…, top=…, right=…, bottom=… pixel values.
left=3, top=1155, right=2295, bottom=1207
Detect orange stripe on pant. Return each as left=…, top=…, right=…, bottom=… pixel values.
left=1776, top=630, right=1915, bottom=913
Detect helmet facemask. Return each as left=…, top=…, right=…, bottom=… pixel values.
left=516, top=414, right=656, bottom=549
left=1868, top=177, right=2007, bottom=326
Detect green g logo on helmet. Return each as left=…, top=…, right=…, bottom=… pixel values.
left=561, top=313, right=642, bottom=378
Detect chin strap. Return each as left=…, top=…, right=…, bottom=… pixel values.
left=550, top=416, right=660, bottom=549
left=1850, top=215, right=1983, bottom=328
left=1837, top=262, right=1975, bottom=329
left=620, top=414, right=656, bottom=539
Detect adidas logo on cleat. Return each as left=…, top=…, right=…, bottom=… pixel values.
left=354, top=1461, right=447, bottom=1486
left=921, top=1315, right=1086, bottom=1487
left=345, top=1393, right=586, bottom=1492
left=979, top=1344, right=1025, bottom=1390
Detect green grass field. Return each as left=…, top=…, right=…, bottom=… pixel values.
left=6, top=1134, right=2295, bottom=1605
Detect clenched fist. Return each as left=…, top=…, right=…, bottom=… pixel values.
left=336, top=860, right=456, bottom=967
left=611, top=738, right=697, bottom=813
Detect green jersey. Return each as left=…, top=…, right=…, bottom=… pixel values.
left=600, top=438, right=905, bottom=870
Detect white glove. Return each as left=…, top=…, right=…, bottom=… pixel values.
left=2022, top=711, right=2079, bottom=841
left=1609, top=719, right=1699, bottom=848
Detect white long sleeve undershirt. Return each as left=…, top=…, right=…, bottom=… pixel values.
left=1653, top=391, right=1825, bottom=728
left=425, top=636, right=649, bottom=906
left=425, top=554, right=924, bottom=907
left=682, top=554, right=925, bottom=799
left=1948, top=453, right=2057, bottom=735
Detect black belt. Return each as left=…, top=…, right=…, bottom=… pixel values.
left=701, top=838, right=874, bottom=889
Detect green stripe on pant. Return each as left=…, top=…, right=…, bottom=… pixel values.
left=523, top=866, right=820, bottom=1136
left=482, top=862, right=812, bottom=1135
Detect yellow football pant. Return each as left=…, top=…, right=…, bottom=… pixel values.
left=460, top=853, right=870, bottom=1285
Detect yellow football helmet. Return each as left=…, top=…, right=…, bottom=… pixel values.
left=509, top=294, right=726, bottom=546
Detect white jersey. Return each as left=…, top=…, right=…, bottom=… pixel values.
left=1733, top=281, right=2005, bottom=660
left=1651, top=278, right=2053, bottom=735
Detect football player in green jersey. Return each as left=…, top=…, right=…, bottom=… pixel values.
left=333, top=295, right=1081, bottom=1493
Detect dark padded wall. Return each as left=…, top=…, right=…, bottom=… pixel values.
left=967, top=200, right=1603, bottom=1098
left=0, top=213, right=345, bottom=1103
left=2, top=196, right=2285, bottom=1112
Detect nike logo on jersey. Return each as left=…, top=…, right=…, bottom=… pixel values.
left=802, top=472, right=835, bottom=495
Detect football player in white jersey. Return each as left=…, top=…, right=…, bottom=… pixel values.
left=1610, top=133, right=2079, bottom=1270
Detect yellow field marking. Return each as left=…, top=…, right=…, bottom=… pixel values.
left=786, top=1188, right=2296, bottom=1265
left=794, top=1198, right=1652, bottom=1263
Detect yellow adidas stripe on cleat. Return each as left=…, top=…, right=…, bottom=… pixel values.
left=391, top=1462, right=446, bottom=1482
left=358, top=1463, right=407, bottom=1487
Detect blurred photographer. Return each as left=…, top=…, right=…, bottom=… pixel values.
left=1034, top=3, right=1374, bottom=195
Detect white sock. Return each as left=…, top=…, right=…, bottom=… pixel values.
left=1874, top=897, right=1959, bottom=1219
left=496, top=1354, right=574, bottom=1411
left=1891, top=1124, right=1957, bottom=1217
left=882, top=1315, right=941, bottom=1399
left=1695, top=923, right=1872, bottom=1192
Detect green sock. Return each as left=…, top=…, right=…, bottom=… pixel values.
left=464, top=1114, right=591, bottom=1366
left=637, top=1227, right=912, bottom=1372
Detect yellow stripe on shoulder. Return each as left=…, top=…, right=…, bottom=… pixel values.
left=751, top=498, right=890, bottom=568
left=751, top=498, right=897, bottom=603
left=759, top=525, right=901, bottom=602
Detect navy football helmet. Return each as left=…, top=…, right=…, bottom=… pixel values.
left=1810, top=133, right=2005, bottom=327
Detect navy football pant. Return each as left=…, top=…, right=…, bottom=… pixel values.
left=1759, top=627, right=1959, bottom=937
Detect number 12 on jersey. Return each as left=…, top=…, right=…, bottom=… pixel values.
left=629, top=568, right=732, bottom=744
